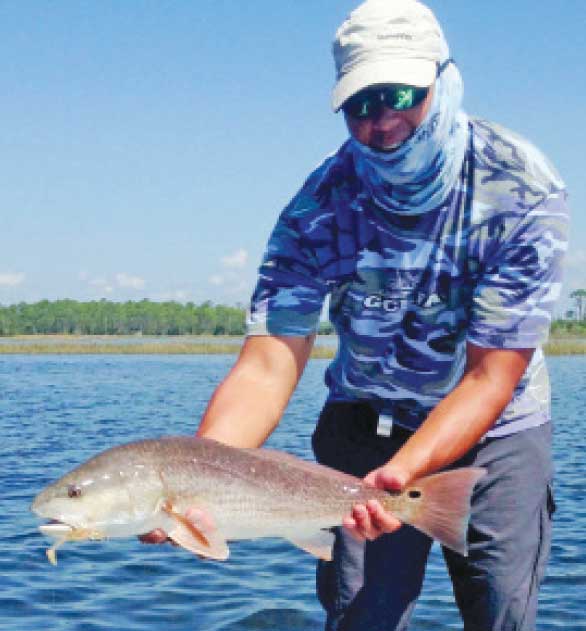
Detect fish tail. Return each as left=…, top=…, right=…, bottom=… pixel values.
left=395, top=467, right=486, bottom=557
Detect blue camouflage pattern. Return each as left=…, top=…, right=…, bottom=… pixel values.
left=247, top=119, right=569, bottom=436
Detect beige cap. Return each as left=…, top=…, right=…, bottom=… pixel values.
left=332, top=0, right=446, bottom=111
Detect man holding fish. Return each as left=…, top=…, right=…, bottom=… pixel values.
left=185, top=0, right=565, bottom=627
left=192, top=1, right=567, bottom=628
left=34, top=1, right=568, bottom=629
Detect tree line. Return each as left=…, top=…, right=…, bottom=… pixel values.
left=1, top=297, right=583, bottom=338
left=567, top=289, right=586, bottom=322
left=550, top=319, right=586, bottom=336
left=0, top=300, right=247, bottom=336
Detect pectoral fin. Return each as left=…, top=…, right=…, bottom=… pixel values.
left=163, top=502, right=229, bottom=561
left=287, top=530, right=335, bottom=561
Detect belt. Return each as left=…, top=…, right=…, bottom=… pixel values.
left=326, top=401, right=416, bottom=440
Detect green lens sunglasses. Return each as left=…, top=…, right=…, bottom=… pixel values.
left=341, top=59, right=453, bottom=120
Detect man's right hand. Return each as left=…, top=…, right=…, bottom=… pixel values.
left=138, top=507, right=215, bottom=545
left=139, top=529, right=169, bottom=544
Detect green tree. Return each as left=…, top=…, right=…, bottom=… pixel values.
left=0, top=299, right=247, bottom=336
left=570, top=289, right=586, bottom=321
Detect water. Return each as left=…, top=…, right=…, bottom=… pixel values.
left=1, top=354, right=585, bottom=630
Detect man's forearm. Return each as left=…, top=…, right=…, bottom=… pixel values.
left=196, top=367, right=289, bottom=448
left=389, top=375, right=509, bottom=481
left=343, top=345, right=534, bottom=541
left=196, top=335, right=314, bottom=448
left=389, top=345, right=534, bottom=483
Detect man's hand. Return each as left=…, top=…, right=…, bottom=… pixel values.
left=139, top=528, right=169, bottom=544
left=342, top=465, right=408, bottom=541
left=138, top=508, right=214, bottom=546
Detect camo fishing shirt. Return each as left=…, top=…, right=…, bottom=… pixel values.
left=247, top=119, right=569, bottom=437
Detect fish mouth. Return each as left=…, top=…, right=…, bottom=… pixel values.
left=38, top=519, right=101, bottom=540
left=37, top=519, right=105, bottom=566
left=31, top=494, right=89, bottom=532
left=37, top=519, right=78, bottom=567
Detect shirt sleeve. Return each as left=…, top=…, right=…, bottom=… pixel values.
left=246, top=191, right=329, bottom=337
left=467, top=190, right=569, bottom=349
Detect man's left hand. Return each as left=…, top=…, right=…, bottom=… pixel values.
left=342, top=466, right=407, bottom=541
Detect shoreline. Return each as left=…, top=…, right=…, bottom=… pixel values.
left=0, top=334, right=335, bottom=358
left=0, top=335, right=585, bottom=357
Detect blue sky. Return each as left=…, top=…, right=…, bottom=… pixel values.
left=1, top=1, right=584, bottom=315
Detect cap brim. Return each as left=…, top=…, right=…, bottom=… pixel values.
left=332, top=59, right=436, bottom=112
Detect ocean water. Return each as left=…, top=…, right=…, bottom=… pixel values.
left=1, top=354, right=585, bottom=630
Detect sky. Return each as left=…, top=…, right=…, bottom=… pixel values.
left=1, top=0, right=585, bottom=315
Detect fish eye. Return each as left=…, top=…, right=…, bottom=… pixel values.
left=67, top=485, right=82, bottom=498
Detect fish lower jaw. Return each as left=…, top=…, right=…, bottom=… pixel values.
left=38, top=516, right=85, bottom=533
left=39, top=522, right=74, bottom=537
left=39, top=521, right=105, bottom=542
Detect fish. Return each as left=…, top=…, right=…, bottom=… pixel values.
left=31, top=436, right=485, bottom=565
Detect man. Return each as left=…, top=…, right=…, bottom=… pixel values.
left=146, top=1, right=569, bottom=629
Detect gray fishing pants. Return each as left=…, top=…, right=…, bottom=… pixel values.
left=312, top=402, right=555, bottom=631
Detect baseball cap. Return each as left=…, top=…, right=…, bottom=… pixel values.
left=332, top=0, right=447, bottom=111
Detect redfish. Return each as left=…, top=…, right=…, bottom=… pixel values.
left=31, top=436, right=484, bottom=565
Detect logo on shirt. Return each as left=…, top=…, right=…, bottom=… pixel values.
left=361, top=270, right=444, bottom=313
left=363, top=290, right=445, bottom=312
left=362, top=270, right=416, bottom=313
left=363, top=294, right=404, bottom=312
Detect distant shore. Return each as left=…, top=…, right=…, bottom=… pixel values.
left=0, top=335, right=336, bottom=359
left=0, top=334, right=585, bottom=356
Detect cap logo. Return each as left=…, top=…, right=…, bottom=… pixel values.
left=377, top=33, right=413, bottom=41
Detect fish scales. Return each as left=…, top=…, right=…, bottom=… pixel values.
left=157, top=445, right=361, bottom=533
left=140, top=438, right=375, bottom=515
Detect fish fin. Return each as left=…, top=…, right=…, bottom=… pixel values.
left=167, top=525, right=230, bottom=561
left=287, top=530, right=335, bottom=561
left=163, top=503, right=229, bottom=561
left=397, top=467, right=486, bottom=557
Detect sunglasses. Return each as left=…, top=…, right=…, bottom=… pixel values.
left=341, top=58, right=454, bottom=120
left=342, top=85, right=429, bottom=119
